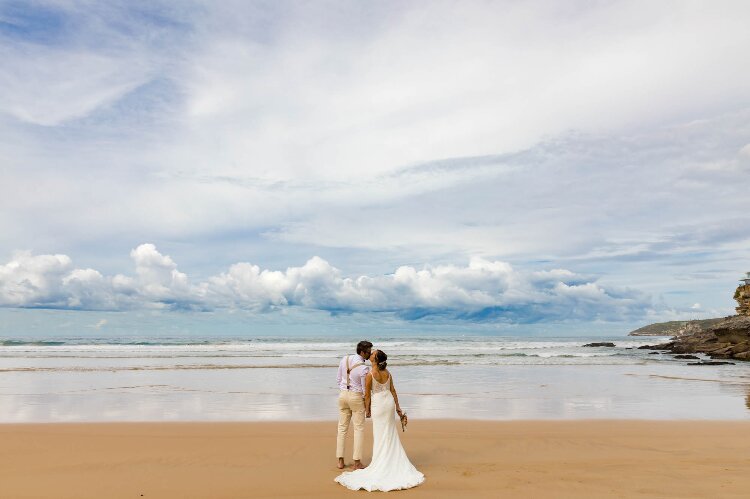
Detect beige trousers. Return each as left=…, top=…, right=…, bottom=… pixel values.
left=336, top=390, right=366, bottom=460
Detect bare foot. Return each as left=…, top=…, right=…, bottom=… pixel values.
left=337, top=458, right=345, bottom=470
left=351, top=460, right=365, bottom=470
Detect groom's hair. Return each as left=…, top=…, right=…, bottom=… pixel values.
left=356, top=340, right=373, bottom=355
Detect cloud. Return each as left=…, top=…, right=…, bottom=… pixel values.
left=0, top=2, right=175, bottom=126
left=167, top=0, right=750, bottom=181
left=0, top=251, right=73, bottom=307
left=0, top=244, right=653, bottom=322
left=264, top=111, right=750, bottom=264
left=91, top=319, right=107, bottom=330
left=0, top=43, right=150, bottom=126
left=1, top=1, right=749, bottom=323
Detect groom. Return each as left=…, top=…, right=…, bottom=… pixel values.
left=336, top=340, right=372, bottom=470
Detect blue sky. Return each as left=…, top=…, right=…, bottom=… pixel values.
left=1, top=1, right=749, bottom=336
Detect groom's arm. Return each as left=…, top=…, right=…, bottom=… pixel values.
left=336, top=357, right=344, bottom=388
left=358, top=366, right=368, bottom=393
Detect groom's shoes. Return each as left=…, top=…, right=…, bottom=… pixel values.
left=337, top=458, right=345, bottom=470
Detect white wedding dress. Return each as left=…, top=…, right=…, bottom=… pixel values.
left=334, top=373, right=425, bottom=492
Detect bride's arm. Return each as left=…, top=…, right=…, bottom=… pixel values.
left=364, top=373, right=372, bottom=418
left=389, top=372, right=403, bottom=417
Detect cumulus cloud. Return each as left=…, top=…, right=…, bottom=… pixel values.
left=0, top=245, right=653, bottom=322
left=0, top=251, right=73, bottom=307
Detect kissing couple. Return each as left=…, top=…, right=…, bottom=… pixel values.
left=333, top=340, right=425, bottom=492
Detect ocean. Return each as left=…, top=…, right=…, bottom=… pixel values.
left=1, top=334, right=749, bottom=422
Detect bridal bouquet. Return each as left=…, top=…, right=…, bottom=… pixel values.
left=399, top=412, right=408, bottom=432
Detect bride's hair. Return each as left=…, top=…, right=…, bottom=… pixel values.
left=375, top=350, right=387, bottom=370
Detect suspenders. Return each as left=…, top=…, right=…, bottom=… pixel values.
left=345, top=355, right=364, bottom=390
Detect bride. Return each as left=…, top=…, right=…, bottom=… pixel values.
left=334, top=350, right=425, bottom=491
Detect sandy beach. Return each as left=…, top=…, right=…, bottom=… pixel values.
left=2, top=420, right=749, bottom=498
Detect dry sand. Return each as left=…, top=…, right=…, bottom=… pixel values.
left=1, top=420, right=749, bottom=498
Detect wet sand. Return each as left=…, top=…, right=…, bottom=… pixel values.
left=1, top=420, right=749, bottom=498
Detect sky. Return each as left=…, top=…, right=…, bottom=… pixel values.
left=1, top=0, right=749, bottom=337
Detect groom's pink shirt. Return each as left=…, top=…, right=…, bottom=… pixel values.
left=337, top=354, right=370, bottom=393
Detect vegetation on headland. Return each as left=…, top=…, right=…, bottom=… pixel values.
left=628, top=318, right=724, bottom=337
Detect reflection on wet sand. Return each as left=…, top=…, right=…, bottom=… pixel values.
left=2, top=363, right=750, bottom=422
left=2, top=337, right=750, bottom=422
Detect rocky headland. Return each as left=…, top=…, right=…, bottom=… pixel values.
left=629, top=282, right=750, bottom=362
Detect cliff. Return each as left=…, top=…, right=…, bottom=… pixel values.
left=735, top=284, right=750, bottom=315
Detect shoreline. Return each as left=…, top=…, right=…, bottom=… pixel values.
left=2, top=420, right=749, bottom=498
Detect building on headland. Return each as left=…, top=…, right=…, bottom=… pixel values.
left=736, top=272, right=750, bottom=316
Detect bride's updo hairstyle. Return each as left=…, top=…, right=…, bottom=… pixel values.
left=375, top=350, right=387, bottom=370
